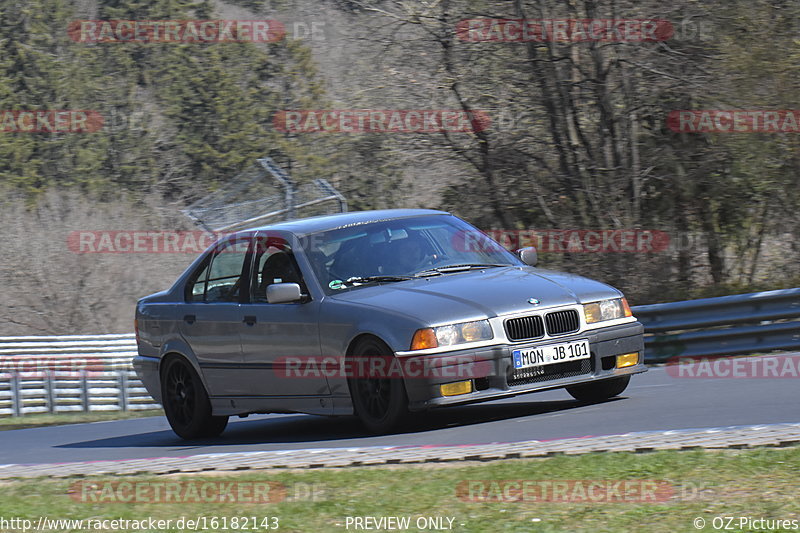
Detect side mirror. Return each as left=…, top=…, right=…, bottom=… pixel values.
left=266, top=283, right=303, bottom=304
left=516, top=246, right=538, bottom=266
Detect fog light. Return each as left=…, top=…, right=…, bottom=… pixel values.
left=440, top=380, right=473, bottom=397
left=616, top=352, right=639, bottom=368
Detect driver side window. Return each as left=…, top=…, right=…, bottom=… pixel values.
left=250, top=237, right=306, bottom=303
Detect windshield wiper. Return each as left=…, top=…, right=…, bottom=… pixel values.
left=342, top=275, right=413, bottom=286
left=415, top=264, right=510, bottom=277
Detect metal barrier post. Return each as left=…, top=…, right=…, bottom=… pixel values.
left=10, top=373, right=21, bottom=417
left=119, top=371, right=128, bottom=412
left=80, top=370, right=89, bottom=412
left=46, top=370, right=55, bottom=414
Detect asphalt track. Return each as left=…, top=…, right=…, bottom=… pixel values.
left=1, top=355, right=798, bottom=466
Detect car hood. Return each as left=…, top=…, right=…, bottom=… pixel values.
left=329, top=266, right=621, bottom=324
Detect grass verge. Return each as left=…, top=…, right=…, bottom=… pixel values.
left=0, top=409, right=163, bottom=431
left=0, top=446, right=798, bottom=532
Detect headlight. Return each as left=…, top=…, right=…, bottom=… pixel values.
left=410, top=320, right=493, bottom=350
left=583, top=298, right=632, bottom=324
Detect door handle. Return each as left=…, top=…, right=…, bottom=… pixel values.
left=183, top=314, right=196, bottom=325
left=243, top=315, right=257, bottom=326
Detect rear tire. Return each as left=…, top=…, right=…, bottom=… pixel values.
left=347, top=337, right=409, bottom=434
left=566, top=375, right=630, bottom=403
left=161, top=357, right=228, bottom=439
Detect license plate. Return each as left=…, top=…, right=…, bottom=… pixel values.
left=513, top=339, right=591, bottom=370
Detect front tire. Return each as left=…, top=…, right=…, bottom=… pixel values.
left=161, top=357, right=228, bottom=439
left=347, top=337, right=409, bottom=434
left=566, top=375, right=630, bottom=403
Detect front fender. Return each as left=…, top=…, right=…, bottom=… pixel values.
left=319, top=300, right=422, bottom=356
left=318, top=299, right=425, bottom=402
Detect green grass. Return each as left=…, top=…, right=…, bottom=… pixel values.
left=0, top=446, right=798, bottom=532
left=0, top=409, right=163, bottom=431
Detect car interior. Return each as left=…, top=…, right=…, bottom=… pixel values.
left=252, top=244, right=307, bottom=302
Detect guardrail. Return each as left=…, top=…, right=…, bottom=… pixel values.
left=632, top=288, right=800, bottom=362
left=0, top=370, right=160, bottom=416
left=0, top=334, right=158, bottom=417
left=0, top=288, right=798, bottom=416
left=0, top=333, right=136, bottom=370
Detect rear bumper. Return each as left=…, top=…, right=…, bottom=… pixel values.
left=401, top=321, right=646, bottom=411
left=133, top=355, right=162, bottom=404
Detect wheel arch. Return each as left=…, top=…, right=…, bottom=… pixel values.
left=346, top=333, right=393, bottom=356
left=158, top=351, right=213, bottom=398
left=159, top=351, right=191, bottom=377
left=157, top=346, right=207, bottom=388
left=158, top=351, right=228, bottom=439
left=344, top=333, right=412, bottom=405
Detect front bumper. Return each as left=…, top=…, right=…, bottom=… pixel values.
left=401, top=321, right=646, bottom=411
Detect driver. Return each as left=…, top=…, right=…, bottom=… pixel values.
left=387, top=236, right=433, bottom=275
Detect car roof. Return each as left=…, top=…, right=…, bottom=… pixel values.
left=247, top=209, right=451, bottom=236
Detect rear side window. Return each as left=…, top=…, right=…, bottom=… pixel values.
left=186, top=238, right=250, bottom=302
left=188, top=262, right=210, bottom=301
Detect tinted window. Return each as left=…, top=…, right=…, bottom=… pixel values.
left=188, top=238, right=250, bottom=303
left=302, top=214, right=521, bottom=293
left=250, top=236, right=306, bottom=303
left=187, top=262, right=209, bottom=302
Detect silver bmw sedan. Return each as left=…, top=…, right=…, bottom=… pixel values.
left=134, top=209, right=646, bottom=438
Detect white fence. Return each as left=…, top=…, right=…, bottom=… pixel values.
left=0, top=334, right=159, bottom=417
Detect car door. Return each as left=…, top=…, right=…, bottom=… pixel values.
left=178, top=235, right=251, bottom=397
left=238, top=232, right=329, bottom=398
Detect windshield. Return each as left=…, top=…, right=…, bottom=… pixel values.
left=300, top=214, right=522, bottom=293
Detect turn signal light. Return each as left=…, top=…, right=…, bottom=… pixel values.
left=616, top=352, right=639, bottom=368
left=621, top=298, right=633, bottom=317
left=440, top=380, right=473, bottom=397
left=411, top=328, right=438, bottom=350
